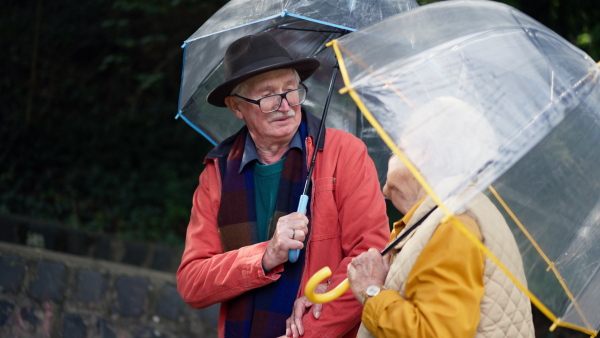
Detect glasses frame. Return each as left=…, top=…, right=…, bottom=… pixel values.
left=233, top=83, right=308, bottom=113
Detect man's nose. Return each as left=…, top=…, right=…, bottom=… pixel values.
left=278, top=97, right=291, bottom=112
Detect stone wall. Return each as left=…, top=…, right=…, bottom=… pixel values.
left=0, top=215, right=590, bottom=338
left=0, top=214, right=219, bottom=337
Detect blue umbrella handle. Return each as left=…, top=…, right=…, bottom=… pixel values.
left=288, top=194, right=308, bottom=263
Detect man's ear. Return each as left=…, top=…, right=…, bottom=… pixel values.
left=224, top=96, right=244, bottom=120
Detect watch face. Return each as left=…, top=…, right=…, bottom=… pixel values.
left=366, top=285, right=381, bottom=297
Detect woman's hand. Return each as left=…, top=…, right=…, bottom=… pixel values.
left=347, top=248, right=390, bottom=304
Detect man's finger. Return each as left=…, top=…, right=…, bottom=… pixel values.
left=294, top=311, right=305, bottom=336
left=292, top=299, right=306, bottom=335
left=285, top=318, right=292, bottom=337
left=312, top=302, right=322, bottom=319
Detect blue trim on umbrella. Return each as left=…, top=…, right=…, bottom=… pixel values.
left=177, top=43, right=189, bottom=112
left=283, top=12, right=357, bottom=32
left=174, top=111, right=218, bottom=146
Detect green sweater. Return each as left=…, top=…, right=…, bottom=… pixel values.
left=253, top=158, right=284, bottom=242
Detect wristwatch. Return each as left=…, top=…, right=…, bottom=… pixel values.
left=361, top=285, right=385, bottom=305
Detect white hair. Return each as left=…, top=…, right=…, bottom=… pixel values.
left=400, top=96, right=498, bottom=189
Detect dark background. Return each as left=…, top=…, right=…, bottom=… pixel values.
left=2, top=0, right=599, bottom=247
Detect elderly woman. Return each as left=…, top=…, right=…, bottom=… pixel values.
left=347, top=97, right=535, bottom=337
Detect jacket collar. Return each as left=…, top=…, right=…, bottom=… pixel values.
left=205, top=108, right=325, bottom=163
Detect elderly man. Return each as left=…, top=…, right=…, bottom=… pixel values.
left=177, top=32, right=390, bottom=338
left=346, top=97, right=535, bottom=337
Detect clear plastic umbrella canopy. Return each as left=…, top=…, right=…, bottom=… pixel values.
left=329, top=0, right=600, bottom=335
left=176, top=0, right=419, bottom=185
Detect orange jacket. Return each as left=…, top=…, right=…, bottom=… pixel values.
left=177, top=114, right=390, bottom=337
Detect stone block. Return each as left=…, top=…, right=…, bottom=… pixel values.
left=156, top=284, right=185, bottom=321
left=29, top=261, right=67, bottom=302
left=62, top=314, right=86, bottom=338
left=113, top=276, right=149, bottom=318
left=76, top=269, right=107, bottom=304
left=150, top=247, right=179, bottom=272
left=0, top=215, right=23, bottom=244
left=0, top=300, right=14, bottom=327
left=26, top=223, right=67, bottom=251
left=133, top=326, right=160, bottom=338
left=66, top=231, right=89, bottom=256
left=122, top=241, right=148, bottom=266
left=97, top=319, right=116, bottom=338
left=91, top=236, right=112, bottom=261
left=0, top=255, right=24, bottom=293
left=197, top=303, right=219, bottom=328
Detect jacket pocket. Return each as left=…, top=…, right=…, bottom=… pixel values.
left=310, top=177, right=340, bottom=241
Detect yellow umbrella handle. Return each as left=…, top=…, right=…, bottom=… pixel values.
left=304, top=266, right=351, bottom=303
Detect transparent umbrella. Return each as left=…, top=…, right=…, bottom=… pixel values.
left=307, top=1, right=600, bottom=336
left=175, top=0, right=419, bottom=186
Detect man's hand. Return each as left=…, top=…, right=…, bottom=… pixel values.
left=285, top=283, right=327, bottom=337
left=262, top=212, right=309, bottom=270
left=347, top=248, right=390, bottom=304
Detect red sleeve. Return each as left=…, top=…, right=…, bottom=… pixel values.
left=176, top=162, right=283, bottom=309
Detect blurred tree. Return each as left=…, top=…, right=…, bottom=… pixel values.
left=1, top=0, right=225, bottom=246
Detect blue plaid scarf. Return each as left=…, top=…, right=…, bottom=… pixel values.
left=217, top=120, right=309, bottom=337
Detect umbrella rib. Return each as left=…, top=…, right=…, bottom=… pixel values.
left=488, top=185, right=594, bottom=332
left=276, top=26, right=346, bottom=34
left=184, top=13, right=284, bottom=44
left=334, top=43, right=415, bottom=110
left=284, top=13, right=356, bottom=33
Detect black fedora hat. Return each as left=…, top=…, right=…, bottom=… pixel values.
left=207, top=32, right=321, bottom=107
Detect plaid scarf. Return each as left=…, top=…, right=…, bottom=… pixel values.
left=217, top=122, right=309, bottom=337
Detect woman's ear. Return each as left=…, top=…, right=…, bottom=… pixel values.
left=224, top=96, right=244, bottom=120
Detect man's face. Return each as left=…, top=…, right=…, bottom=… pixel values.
left=227, top=69, right=302, bottom=145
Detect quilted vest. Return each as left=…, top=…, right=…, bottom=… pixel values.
left=358, top=193, right=534, bottom=337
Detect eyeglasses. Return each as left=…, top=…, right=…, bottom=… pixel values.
left=233, top=83, right=307, bottom=113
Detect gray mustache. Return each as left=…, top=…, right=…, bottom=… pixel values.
left=267, top=110, right=295, bottom=122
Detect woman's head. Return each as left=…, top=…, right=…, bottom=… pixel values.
left=384, top=97, right=498, bottom=211
left=399, top=97, right=498, bottom=191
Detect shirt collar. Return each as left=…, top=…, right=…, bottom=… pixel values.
left=390, top=196, right=427, bottom=239
left=239, top=130, right=303, bottom=174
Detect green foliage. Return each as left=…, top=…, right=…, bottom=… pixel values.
left=1, top=0, right=226, bottom=247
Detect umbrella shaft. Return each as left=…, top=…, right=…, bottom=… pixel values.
left=381, top=206, right=438, bottom=256
left=303, top=62, right=339, bottom=196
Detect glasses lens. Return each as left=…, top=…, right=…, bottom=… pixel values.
left=258, top=87, right=307, bottom=113
left=286, top=89, right=306, bottom=106
left=259, top=96, right=282, bottom=113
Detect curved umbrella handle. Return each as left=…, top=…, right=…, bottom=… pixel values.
left=304, top=266, right=351, bottom=304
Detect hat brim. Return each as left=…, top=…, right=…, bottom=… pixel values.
left=207, top=58, right=321, bottom=107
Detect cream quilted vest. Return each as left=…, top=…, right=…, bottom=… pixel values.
left=358, top=194, right=534, bottom=337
